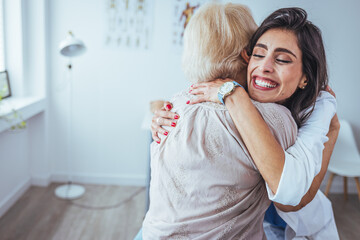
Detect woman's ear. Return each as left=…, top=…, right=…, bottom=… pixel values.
left=298, top=77, right=308, bottom=89
left=241, top=49, right=250, bottom=63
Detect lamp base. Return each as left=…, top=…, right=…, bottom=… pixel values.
left=55, top=184, right=85, bottom=199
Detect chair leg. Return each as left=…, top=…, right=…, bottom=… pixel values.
left=344, top=176, right=348, bottom=201
left=325, top=173, right=335, bottom=197
left=354, top=177, right=360, bottom=201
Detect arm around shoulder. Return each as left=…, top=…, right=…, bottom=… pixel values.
left=275, top=114, right=340, bottom=212
left=270, top=91, right=338, bottom=206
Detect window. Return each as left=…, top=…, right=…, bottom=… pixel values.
left=0, top=0, right=5, bottom=72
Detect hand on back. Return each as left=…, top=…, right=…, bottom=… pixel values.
left=151, top=79, right=235, bottom=143
left=151, top=102, right=179, bottom=143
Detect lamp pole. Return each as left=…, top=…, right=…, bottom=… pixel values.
left=54, top=31, right=86, bottom=200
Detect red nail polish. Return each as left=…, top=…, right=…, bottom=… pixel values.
left=191, top=84, right=194, bottom=87
left=186, top=101, right=190, bottom=104
left=164, top=131, right=168, bottom=136
left=174, top=115, right=179, bottom=119
left=166, top=104, right=172, bottom=110
left=156, top=140, right=160, bottom=144
left=171, top=122, right=176, bottom=127
left=189, top=90, right=192, bottom=93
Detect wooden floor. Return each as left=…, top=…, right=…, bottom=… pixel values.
left=0, top=184, right=146, bottom=240
left=328, top=194, right=360, bottom=240
left=0, top=184, right=358, bottom=240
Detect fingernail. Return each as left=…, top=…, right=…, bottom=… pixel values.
left=166, top=104, right=172, bottom=110
left=191, top=84, right=194, bottom=87
left=164, top=131, right=168, bottom=136
left=171, top=122, right=176, bottom=127
left=186, top=101, right=190, bottom=104
left=189, top=90, right=192, bottom=93
left=174, top=115, right=179, bottom=119
left=156, top=140, right=160, bottom=144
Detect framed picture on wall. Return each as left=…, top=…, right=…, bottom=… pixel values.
left=0, top=71, right=11, bottom=99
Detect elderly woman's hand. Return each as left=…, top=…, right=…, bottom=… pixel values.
left=325, top=85, right=336, bottom=98
left=151, top=101, right=179, bottom=144
left=188, top=78, right=233, bottom=104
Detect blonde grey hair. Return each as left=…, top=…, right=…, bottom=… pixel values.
left=182, top=2, right=257, bottom=83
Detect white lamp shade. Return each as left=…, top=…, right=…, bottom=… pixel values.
left=59, top=32, right=86, bottom=57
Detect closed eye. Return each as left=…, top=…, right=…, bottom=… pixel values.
left=276, top=59, right=292, bottom=63
left=252, top=54, right=264, bottom=58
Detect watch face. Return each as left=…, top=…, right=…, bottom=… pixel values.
left=219, top=82, right=234, bottom=95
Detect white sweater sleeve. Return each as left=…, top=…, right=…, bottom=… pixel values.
left=267, top=91, right=337, bottom=205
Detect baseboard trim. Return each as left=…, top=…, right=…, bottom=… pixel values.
left=31, top=175, right=51, bottom=187
left=50, top=173, right=147, bottom=187
left=0, top=178, right=32, bottom=218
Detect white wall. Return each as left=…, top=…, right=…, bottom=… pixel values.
left=48, top=0, right=187, bottom=185
left=0, top=0, right=48, bottom=218
left=0, top=115, right=46, bottom=218
left=0, top=129, right=30, bottom=218
left=22, top=0, right=47, bottom=98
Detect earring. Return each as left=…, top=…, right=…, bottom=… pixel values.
left=301, top=78, right=308, bottom=90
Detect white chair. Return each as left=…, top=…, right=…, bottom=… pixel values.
left=325, top=120, right=360, bottom=200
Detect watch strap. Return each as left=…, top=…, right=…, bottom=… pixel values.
left=232, top=81, right=244, bottom=89
left=218, top=92, right=225, bottom=105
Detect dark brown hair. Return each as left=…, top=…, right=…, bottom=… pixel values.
left=246, top=8, right=328, bottom=127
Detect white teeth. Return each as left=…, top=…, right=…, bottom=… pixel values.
left=255, top=79, right=277, bottom=88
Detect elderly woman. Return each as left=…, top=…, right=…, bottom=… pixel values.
left=143, top=3, right=339, bottom=240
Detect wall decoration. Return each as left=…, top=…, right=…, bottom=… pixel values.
left=172, top=0, right=207, bottom=49
left=0, top=71, right=26, bottom=131
left=105, top=0, right=153, bottom=49
left=0, top=71, right=10, bottom=99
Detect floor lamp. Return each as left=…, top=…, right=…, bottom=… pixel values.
left=55, top=31, right=86, bottom=199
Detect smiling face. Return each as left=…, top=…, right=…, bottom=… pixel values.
left=247, top=28, right=308, bottom=104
